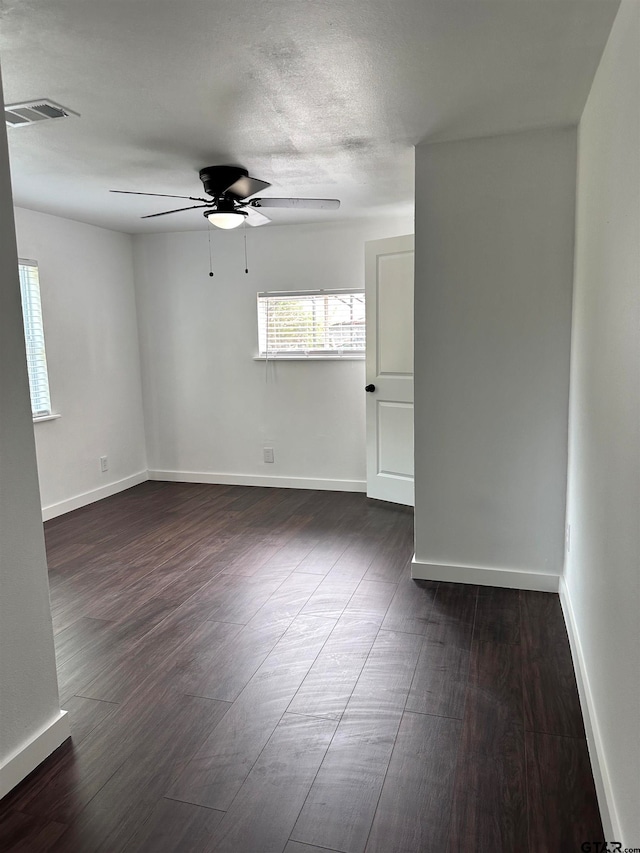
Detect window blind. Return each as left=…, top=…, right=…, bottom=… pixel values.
left=18, top=260, right=52, bottom=417
left=258, top=289, right=365, bottom=358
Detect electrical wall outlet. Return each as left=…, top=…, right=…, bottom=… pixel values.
left=100, top=455, right=108, bottom=473
left=263, top=447, right=274, bottom=464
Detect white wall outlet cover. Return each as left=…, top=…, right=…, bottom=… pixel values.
left=263, top=447, right=275, bottom=463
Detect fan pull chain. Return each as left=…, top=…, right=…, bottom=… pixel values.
left=207, top=223, right=214, bottom=277
left=243, top=224, right=249, bottom=274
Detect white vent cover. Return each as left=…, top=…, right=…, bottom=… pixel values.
left=5, top=99, right=79, bottom=128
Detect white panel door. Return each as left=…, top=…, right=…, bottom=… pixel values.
left=365, top=235, right=414, bottom=505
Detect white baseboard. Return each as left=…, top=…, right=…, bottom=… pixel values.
left=559, top=577, right=621, bottom=843
left=410, top=557, right=560, bottom=592
left=148, top=469, right=367, bottom=493
left=0, top=711, right=70, bottom=800
left=42, top=471, right=148, bottom=521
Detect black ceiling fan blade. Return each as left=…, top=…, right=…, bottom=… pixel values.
left=141, top=204, right=209, bottom=219
left=246, top=208, right=271, bottom=227
left=250, top=197, right=340, bottom=210
left=224, top=176, right=271, bottom=199
left=111, top=190, right=209, bottom=202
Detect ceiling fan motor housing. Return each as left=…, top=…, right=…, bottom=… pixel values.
left=199, top=165, right=248, bottom=198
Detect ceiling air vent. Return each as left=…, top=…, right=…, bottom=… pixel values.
left=5, top=99, right=79, bottom=128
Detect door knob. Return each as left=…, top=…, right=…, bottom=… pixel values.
left=365, top=384, right=376, bottom=392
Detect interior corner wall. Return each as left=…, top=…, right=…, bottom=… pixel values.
left=413, top=127, right=576, bottom=588
left=563, top=0, right=640, bottom=843
left=0, top=71, right=68, bottom=799
left=133, top=218, right=413, bottom=490
left=13, top=208, right=148, bottom=519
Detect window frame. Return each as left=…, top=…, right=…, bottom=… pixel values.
left=17, top=258, right=54, bottom=420
left=256, top=288, right=366, bottom=360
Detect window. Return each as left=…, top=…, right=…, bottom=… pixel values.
left=18, top=259, right=52, bottom=418
left=257, top=289, right=365, bottom=358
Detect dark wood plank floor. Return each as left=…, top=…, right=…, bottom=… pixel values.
left=0, top=482, right=603, bottom=852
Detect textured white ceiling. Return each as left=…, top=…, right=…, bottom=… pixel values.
left=0, top=0, right=619, bottom=233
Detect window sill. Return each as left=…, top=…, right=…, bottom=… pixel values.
left=33, top=413, right=61, bottom=423
left=253, top=355, right=365, bottom=362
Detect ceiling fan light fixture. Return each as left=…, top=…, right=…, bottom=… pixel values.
left=206, top=210, right=247, bottom=229
left=115, top=166, right=340, bottom=225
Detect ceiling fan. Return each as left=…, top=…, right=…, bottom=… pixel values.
left=111, top=165, right=340, bottom=229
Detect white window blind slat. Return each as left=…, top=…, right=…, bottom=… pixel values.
left=18, top=260, right=52, bottom=417
left=257, top=290, right=365, bottom=358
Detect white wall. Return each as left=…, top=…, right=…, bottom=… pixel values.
left=0, top=71, right=68, bottom=799
left=563, top=1, right=640, bottom=843
left=133, top=218, right=412, bottom=490
left=13, top=208, right=147, bottom=518
left=413, top=127, right=576, bottom=589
